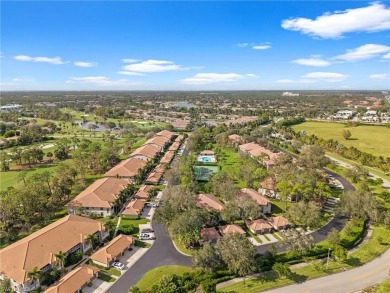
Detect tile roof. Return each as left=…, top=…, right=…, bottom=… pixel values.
left=160, top=150, right=175, bottom=164
left=44, top=265, right=99, bottom=293
left=122, top=199, right=145, bottom=216
left=196, top=194, right=224, bottom=211
left=90, top=234, right=134, bottom=266
left=144, top=136, right=170, bottom=149
left=135, top=185, right=154, bottom=199
left=0, top=215, right=104, bottom=284
left=240, top=188, right=271, bottom=206
left=145, top=171, right=164, bottom=184
left=104, top=158, right=147, bottom=178
left=168, top=141, right=181, bottom=151
left=130, top=145, right=160, bottom=160
left=201, top=227, right=221, bottom=242
left=219, top=224, right=246, bottom=235
left=155, top=130, right=175, bottom=139
left=246, top=219, right=272, bottom=232
left=268, top=216, right=291, bottom=229
left=66, top=178, right=130, bottom=208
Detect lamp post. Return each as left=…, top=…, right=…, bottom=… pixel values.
left=326, top=248, right=331, bottom=269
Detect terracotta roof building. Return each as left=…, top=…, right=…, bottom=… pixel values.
left=135, top=185, right=154, bottom=199
left=219, top=224, right=246, bottom=236
left=160, top=150, right=175, bottom=164
left=201, top=227, right=221, bottom=244
left=122, top=199, right=145, bottom=217
left=104, top=158, right=147, bottom=178
left=0, top=215, right=106, bottom=293
left=66, top=178, right=130, bottom=217
left=155, top=130, right=175, bottom=140
left=90, top=234, right=134, bottom=268
left=268, top=216, right=291, bottom=231
left=238, top=142, right=281, bottom=169
left=129, top=145, right=161, bottom=161
left=144, top=136, right=170, bottom=150
left=258, top=176, right=280, bottom=199
left=240, top=188, right=272, bottom=214
left=145, top=170, right=164, bottom=184
left=246, top=219, right=273, bottom=234
left=44, top=265, right=99, bottom=293
left=196, top=194, right=224, bottom=212
left=168, top=141, right=181, bottom=151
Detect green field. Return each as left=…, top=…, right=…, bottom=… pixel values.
left=134, top=265, right=194, bottom=291
left=293, top=122, right=390, bottom=157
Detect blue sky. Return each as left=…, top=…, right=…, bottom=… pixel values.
left=1, top=1, right=390, bottom=90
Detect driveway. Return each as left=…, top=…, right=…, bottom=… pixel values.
left=106, top=220, right=192, bottom=293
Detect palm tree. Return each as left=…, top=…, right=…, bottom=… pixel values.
left=27, top=267, right=42, bottom=286
left=104, top=220, right=116, bottom=239
left=54, top=251, right=66, bottom=269
left=86, top=233, right=99, bottom=250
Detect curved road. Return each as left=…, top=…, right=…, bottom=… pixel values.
left=107, top=157, right=356, bottom=292
left=106, top=220, right=192, bottom=293
left=264, top=248, right=390, bottom=293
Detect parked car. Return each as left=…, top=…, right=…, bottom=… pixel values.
left=112, top=262, right=125, bottom=270
left=140, top=228, right=154, bottom=233
left=139, top=234, right=156, bottom=240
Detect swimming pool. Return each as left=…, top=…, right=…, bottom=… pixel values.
left=197, top=155, right=217, bottom=163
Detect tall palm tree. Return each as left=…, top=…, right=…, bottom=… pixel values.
left=27, top=267, right=42, bottom=286
left=54, top=251, right=66, bottom=269
left=104, top=220, right=116, bottom=239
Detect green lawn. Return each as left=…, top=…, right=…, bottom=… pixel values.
left=0, top=161, right=66, bottom=191
left=375, top=279, right=390, bottom=293
left=119, top=216, right=149, bottom=236
left=172, top=238, right=196, bottom=256
left=217, top=147, right=246, bottom=187
left=134, top=265, right=194, bottom=291
left=219, top=225, right=390, bottom=293
left=293, top=121, right=390, bottom=157
left=98, top=272, right=116, bottom=282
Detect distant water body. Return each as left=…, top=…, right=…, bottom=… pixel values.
left=173, top=101, right=196, bottom=108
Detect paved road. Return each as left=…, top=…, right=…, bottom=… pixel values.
left=264, top=248, right=390, bottom=293
left=106, top=219, right=192, bottom=293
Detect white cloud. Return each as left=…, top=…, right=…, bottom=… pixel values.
left=117, top=71, right=145, bottom=76
left=333, top=44, right=390, bottom=62
left=14, top=55, right=68, bottom=64
left=122, top=59, right=182, bottom=73
left=246, top=74, right=260, bottom=78
left=236, top=43, right=249, bottom=47
left=291, top=57, right=331, bottom=67
left=382, top=52, right=390, bottom=59
left=277, top=79, right=294, bottom=83
left=12, top=77, right=32, bottom=82
left=181, top=73, right=246, bottom=85
left=282, top=2, right=390, bottom=39
left=369, top=73, right=390, bottom=80
left=74, top=61, right=97, bottom=67
left=303, top=72, right=347, bottom=81
left=276, top=79, right=315, bottom=83
left=66, top=76, right=140, bottom=87
left=252, top=43, right=272, bottom=50
left=122, top=58, right=140, bottom=63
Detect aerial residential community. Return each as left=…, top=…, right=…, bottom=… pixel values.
left=1, top=1, right=390, bottom=293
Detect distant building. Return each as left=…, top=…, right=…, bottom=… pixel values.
left=0, top=104, right=22, bottom=112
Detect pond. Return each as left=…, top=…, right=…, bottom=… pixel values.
left=74, top=120, right=111, bottom=132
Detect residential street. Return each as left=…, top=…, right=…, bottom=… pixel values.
left=105, top=220, right=192, bottom=293
left=264, top=248, right=390, bottom=293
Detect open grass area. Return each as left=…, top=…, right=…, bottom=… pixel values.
left=0, top=161, right=67, bottom=191
left=219, top=225, right=390, bottom=293
left=135, top=265, right=194, bottom=291
left=293, top=121, right=390, bottom=157
left=218, top=147, right=246, bottom=188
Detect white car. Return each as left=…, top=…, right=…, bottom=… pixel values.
left=139, top=233, right=156, bottom=240
left=112, top=262, right=125, bottom=270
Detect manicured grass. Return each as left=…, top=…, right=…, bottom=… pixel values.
left=293, top=121, right=390, bottom=157
left=105, top=268, right=121, bottom=277
left=135, top=265, right=194, bottom=291
left=0, top=161, right=68, bottom=191
left=245, top=228, right=262, bottom=244
left=98, top=272, right=116, bottom=282
left=135, top=240, right=151, bottom=248
left=219, top=225, right=390, bottom=293
left=172, top=238, right=196, bottom=255
left=119, top=216, right=149, bottom=236
left=375, top=279, right=390, bottom=293
left=218, top=147, right=246, bottom=188
left=272, top=232, right=282, bottom=241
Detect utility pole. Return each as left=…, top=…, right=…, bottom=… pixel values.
left=326, top=248, right=331, bottom=269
